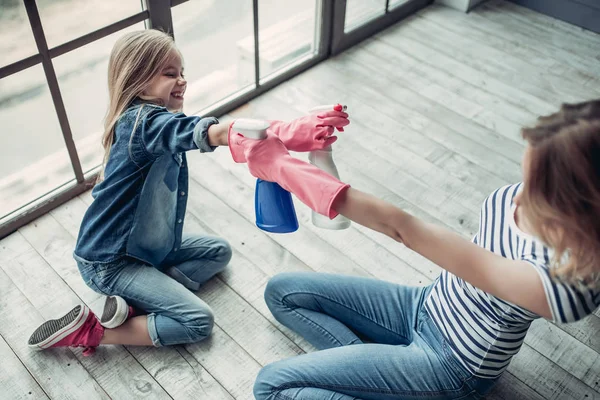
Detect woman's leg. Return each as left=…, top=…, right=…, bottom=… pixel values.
left=253, top=325, right=473, bottom=400
left=264, top=271, right=430, bottom=349
left=255, top=272, right=483, bottom=399
left=159, top=235, right=232, bottom=291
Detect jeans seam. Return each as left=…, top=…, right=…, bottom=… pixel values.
left=281, top=291, right=411, bottom=343
left=288, top=307, right=345, bottom=347
left=271, top=379, right=471, bottom=397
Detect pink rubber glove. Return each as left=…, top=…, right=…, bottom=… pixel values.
left=230, top=131, right=350, bottom=218
left=267, top=109, right=349, bottom=152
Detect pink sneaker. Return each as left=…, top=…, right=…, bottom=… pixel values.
left=28, top=305, right=104, bottom=356
left=100, top=295, right=135, bottom=329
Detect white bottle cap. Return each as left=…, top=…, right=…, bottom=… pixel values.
left=232, top=118, right=270, bottom=140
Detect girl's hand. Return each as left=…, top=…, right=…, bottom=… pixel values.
left=207, top=123, right=230, bottom=147
left=269, top=110, right=350, bottom=152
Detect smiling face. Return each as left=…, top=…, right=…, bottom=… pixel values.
left=142, top=49, right=186, bottom=111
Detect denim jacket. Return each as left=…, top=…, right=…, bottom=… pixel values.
left=74, top=100, right=219, bottom=266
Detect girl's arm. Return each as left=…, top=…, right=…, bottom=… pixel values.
left=332, top=188, right=552, bottom=319
left=207, top=123, right=229, bottom=147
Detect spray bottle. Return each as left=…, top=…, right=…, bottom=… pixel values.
left=231, top=118, right=299, bottom=234
left=307, top=104, right=351, bottom=230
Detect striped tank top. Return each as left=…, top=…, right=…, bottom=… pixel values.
left=424, top=183, right=600, bottom=378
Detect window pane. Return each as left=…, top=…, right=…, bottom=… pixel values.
left=54, top=23, right=147, bottom=175
left=0, top=0, right=38, bottom=67
left=345, top=0, right=386, bottom=33
left=389, top=0, right=412, bottom=11
left=258, top=0, right=318, bottom=81
left=37, top=0, right=144, bottom=48
left=172, top=1, right=255, bottom=115
left=0, top=65, right=74, bottom=219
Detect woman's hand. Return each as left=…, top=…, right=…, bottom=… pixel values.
left=268, top=110, right=349, bottom=152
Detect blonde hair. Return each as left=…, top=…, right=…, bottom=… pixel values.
left=99, top=29, right=178, bottom=180
left=520, top=99, right=600, bottom=286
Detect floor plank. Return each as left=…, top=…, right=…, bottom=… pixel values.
left=422, top=4, right=600, bottom=84
left=0, top=334, right=49, bottom=400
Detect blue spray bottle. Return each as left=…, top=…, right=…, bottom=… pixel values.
left=232, top=118, right=299, bottom=234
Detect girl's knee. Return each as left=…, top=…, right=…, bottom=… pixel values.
left=219, top=240, right=233, bottom=267
left=211, top=238, right=232, bottom=270
left=185, top=308, right=214, bottom=341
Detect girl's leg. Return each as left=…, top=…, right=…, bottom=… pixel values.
left=87, top=258, right=216, bottom=347
left=101, top=315, right=153, bottom=346
left=159, top=235, right=232, bottom=291
left=29, top=257, right=216, bottom=352
left=97, top=235, right=231, bottom=341
left=264, top=272, right=430, bottom=349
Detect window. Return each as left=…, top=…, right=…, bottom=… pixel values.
left=345, top=0, right=386, bottom=33
left=0, top=0, right=428, bottom=238
left=0, top=65, right=74, bottom=218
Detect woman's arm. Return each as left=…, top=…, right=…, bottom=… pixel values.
left=227, top=127, right=552, bottom=318
left=333, top=188, right=552, bottom=319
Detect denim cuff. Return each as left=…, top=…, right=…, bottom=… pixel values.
left=193, top=116, right=219, bottom=153
left=147, top=313, right=162, bottom=347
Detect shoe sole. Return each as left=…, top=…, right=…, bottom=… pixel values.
left=28, top=305, right=89, bottom=349
left=100, top=295, right=128, bottom=329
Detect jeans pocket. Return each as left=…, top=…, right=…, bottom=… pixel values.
left=75, top=258, right=96, bottom=281
left=76, top=257, right=124, bottom=294
left=75, top=259, right=109, bottom=295
left=93, top=261, right=125, bottom=292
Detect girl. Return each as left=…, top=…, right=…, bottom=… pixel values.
left=230, top=99, right=600, bottom=399
left=27, top=29, right=349, bottom=356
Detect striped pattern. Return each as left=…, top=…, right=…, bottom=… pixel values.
left=425, top=183, right=600, bottom=378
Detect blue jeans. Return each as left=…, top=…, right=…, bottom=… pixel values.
left=75, top=234, right=232, bottom=346
left=255, top=272, right=497, bottom=400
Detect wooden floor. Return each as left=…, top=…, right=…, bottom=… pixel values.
left=2, top=1, right=599, bottom=399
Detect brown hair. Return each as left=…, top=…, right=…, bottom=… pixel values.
left=520, top=99, right=600, bottom=286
